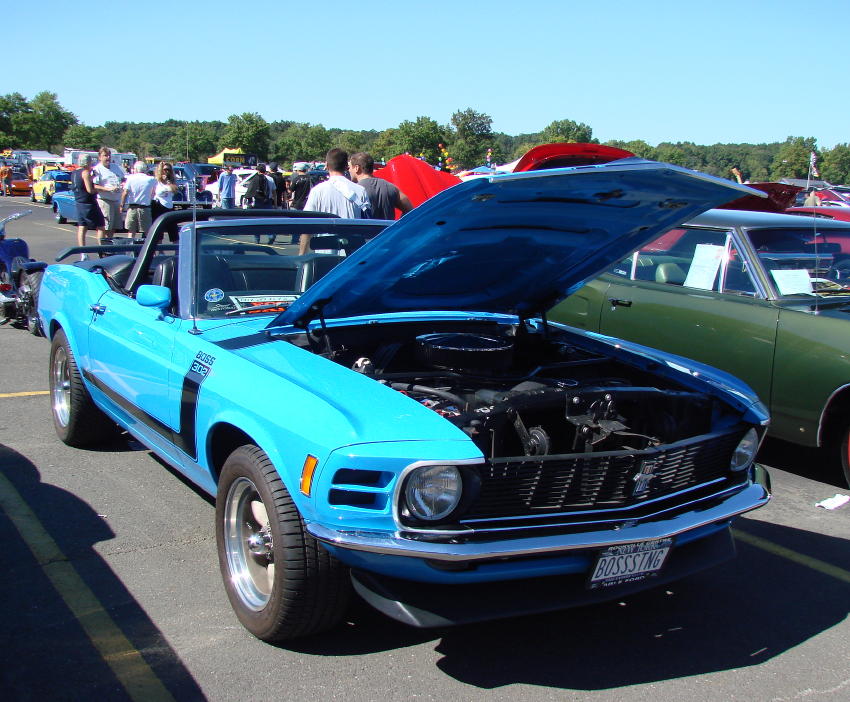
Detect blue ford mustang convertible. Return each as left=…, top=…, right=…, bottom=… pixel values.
left=39, top=162, right=771, bottom=642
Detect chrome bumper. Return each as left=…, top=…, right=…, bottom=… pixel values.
left=307, top=466, right=770, bottom=563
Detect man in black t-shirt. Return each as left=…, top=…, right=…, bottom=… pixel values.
left=268, top=162, right=287, bottom=208
left=348, top=152, right=413, bottom=220
left=289, top=163, right=313, bottom=210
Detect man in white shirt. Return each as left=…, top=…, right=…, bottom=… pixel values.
left=301, top=148, right=371, bottom=254
left=120, top=162, right=157, bottom=234
left=92, top=146, right=126, bottom=237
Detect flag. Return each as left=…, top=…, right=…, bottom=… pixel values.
left=810, top=151, right=820, bottom=178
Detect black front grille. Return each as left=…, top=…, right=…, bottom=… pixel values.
left=463, top=430, right=744, bottom=521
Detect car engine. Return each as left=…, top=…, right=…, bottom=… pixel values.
left=297, top=322, right=729, bottom=461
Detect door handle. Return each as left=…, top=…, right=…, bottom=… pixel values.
left=608, top=298, right=632, bottom=308
left=90, top=304, right=107, bottom=315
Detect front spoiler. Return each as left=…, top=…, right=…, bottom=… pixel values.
left=307, top=465, right=770, bottom=563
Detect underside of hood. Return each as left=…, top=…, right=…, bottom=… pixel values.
left=271, top=159, right=762, bottom=329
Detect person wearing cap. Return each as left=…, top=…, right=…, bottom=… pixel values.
left=71, top=154, right=106, bottom=256
left=289, top=162, right=313, bottom=210
left=120, top=161, right=157, bottom=235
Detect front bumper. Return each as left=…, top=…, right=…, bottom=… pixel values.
left=306, top=465, right=770, bottom=563
left=351, top=526, right=738, bottom=628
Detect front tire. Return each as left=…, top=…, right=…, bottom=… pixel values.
left=49, top=329, right=116, bottom=446
left=54, top=205, right=66, bottom=224
left=216, top=445, right=351, bottom=642
left=838, top=427, right=850, bottom=487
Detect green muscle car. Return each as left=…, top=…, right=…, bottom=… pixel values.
left=550, top=208, right=850, bottom=486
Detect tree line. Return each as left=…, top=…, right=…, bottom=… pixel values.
left=3, top=91, right=849, bottom=183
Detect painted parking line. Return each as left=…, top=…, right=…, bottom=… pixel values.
left=0, top=471, right=176, bottom=702
left=0, top=390, right=50, bottom=398
left=733, top=528, right=850, bottom=585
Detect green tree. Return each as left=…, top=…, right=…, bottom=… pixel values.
left=395, top=117, right=447, bottom=163
left=220, top=113, right=270, bottom=159
left=541, top=118, right=593, bottom=144
left=653, top=143, right=689, bottom=167
left=271, top=123, right=332, bottom=165
left=605, top=139, right=654, bottom=159
left=820, top=144, right=850, bottom=184
left=0, top=93, right=29, bottom=148
left=770, top=136, right=818, bottom=180
left=62, top=124, right=107, bottom=150
left=448, top=108, right=494, bottom=169
left=370, top=128, right=401, bottom=163
left=163, top=122, right=219, bottom=162
left=19, top=92, right=76, bottom=151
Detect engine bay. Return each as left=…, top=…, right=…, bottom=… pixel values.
left=290, top=320, right=737, bottom=460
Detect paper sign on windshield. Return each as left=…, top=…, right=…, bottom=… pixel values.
left=684, top=244, right=724, bottom=290
left=771, top=269, right=813, bottom=295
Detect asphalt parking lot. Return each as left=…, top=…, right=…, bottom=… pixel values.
left=1, top=201, right=848, bottom=702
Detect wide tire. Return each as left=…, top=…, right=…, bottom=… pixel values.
left=216, top=445, right=351, bottom=642
left=22, top=270, right=43, bottom=336
left=49, top=329, right=117, bottom=446
left=54, top=205, right=66, bottom=224
left=838, top=427, right=850, bottom=488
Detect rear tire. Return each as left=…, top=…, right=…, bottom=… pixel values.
left=22, top=270, right=43, bottom=336
left=216, top=445, right=351, bottom=642
left=49, top=329, right=116, bottom=446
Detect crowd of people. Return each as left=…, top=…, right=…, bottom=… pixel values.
left=70, top=147, right=412, bottom=258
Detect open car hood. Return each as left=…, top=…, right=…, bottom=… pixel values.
left=513, top=142, right=635, bottom=172
left=270, top=159, right=761, bottom=328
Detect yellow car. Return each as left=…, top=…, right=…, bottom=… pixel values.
left=31, top=170, right=73, bottom=204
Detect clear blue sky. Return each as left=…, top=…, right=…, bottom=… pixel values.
left=7, top=0, right=846, bottom=148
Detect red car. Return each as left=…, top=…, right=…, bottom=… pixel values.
left=9, top=170, right=32, bottom=197
left=786, top=206, right=850, bottom=222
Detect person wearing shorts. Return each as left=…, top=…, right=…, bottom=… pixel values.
left=72, top=154, right=106, bottom=258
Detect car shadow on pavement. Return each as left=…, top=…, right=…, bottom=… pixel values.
left=758, top=437, right=847, bottom=488
left=289, top=517, right=848, bottom=691
left=0, top=443, right=207, bottom=702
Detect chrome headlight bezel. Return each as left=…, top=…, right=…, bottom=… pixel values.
left=730, top=428, right=760, bottom=471
left=402, top=464, right=463, bottom=521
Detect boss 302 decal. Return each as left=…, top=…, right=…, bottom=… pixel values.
left=83, top=350, right=217, bottom=461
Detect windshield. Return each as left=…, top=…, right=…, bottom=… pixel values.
left=746, top=227, right=850, bottom=297
left=194, top=226, right=345, bottom=318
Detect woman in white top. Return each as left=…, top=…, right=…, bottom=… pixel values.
left=152, top=161, right=179, bottom=241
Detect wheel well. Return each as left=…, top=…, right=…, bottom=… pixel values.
left=207, top=423, right=254, bottom=484
left=818, top=384, right=850, bottom=447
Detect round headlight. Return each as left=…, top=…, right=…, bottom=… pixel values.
left=404, top=465, right=462, bottom=521
left=730, top=428, right=759, bottom=471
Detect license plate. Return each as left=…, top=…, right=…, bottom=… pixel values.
left=588, top=538, right=673, bottom=589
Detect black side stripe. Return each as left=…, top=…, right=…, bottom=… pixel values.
left=83, top=369, right=205, bottom=461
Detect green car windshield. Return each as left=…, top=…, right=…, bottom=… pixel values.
left=747, top=227, right=850, bottom=297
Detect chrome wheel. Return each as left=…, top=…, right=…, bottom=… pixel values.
left=222, top=476, right=275, bottom=611
left=52, top=344, right=71, bottom=427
